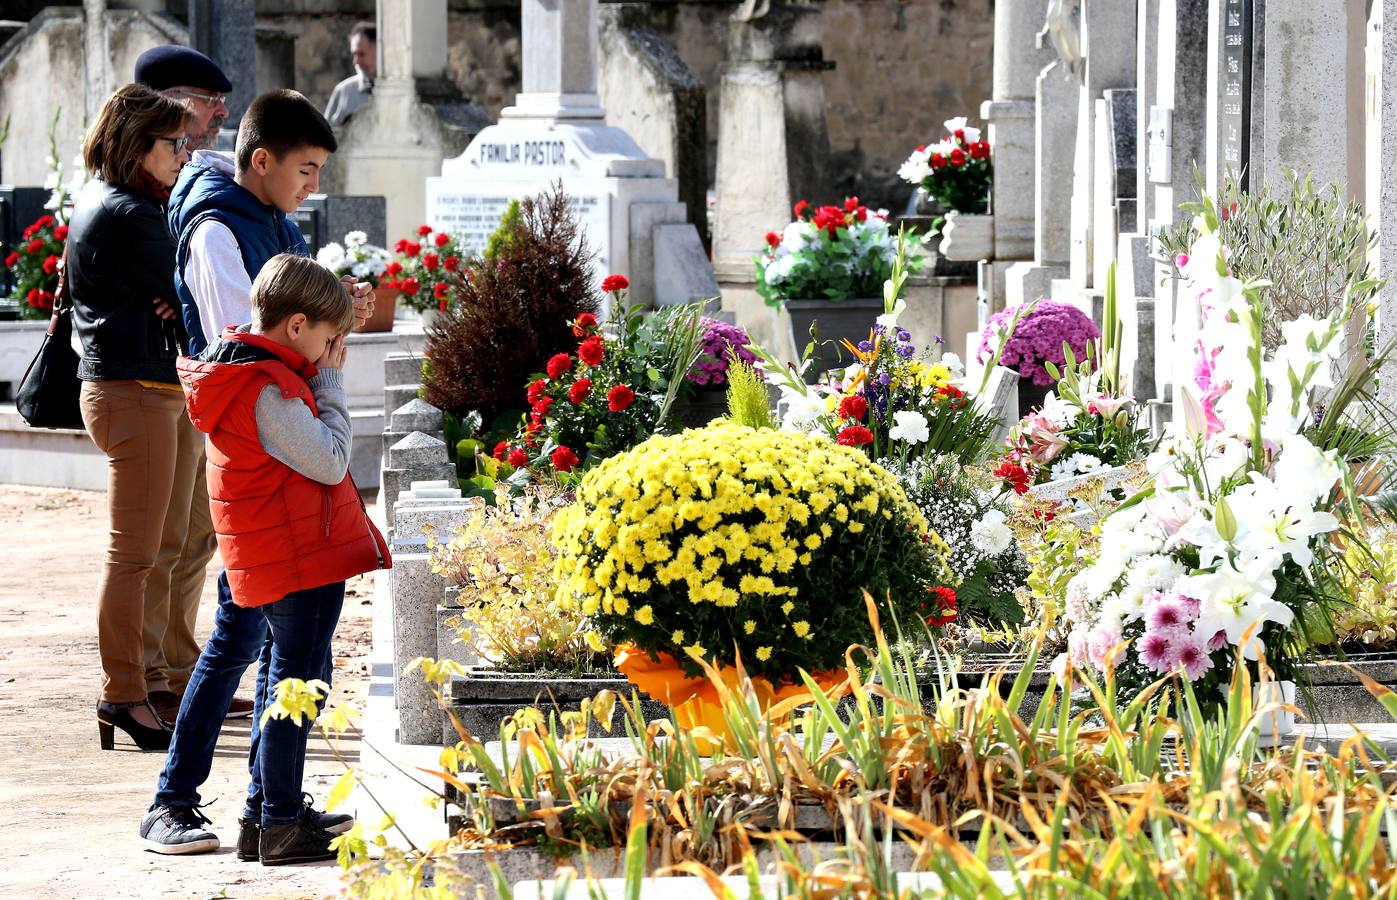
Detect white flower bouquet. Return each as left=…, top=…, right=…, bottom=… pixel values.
left=315, top=230, right=392, bottom=287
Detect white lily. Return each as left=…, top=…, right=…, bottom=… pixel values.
left=1182, top=560, right=1290, bottom=660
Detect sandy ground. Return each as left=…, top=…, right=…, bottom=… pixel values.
left=0, top=484, right=376, bottom=899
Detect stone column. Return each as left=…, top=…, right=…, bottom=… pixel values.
left=1377, top=0, right=1397, bottom=407
left=505, top=0, right=605, bottom=120
left=188, top=0, right=256, bottom=124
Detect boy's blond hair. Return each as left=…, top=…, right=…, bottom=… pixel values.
left=251, top=254, right=354, bottom=333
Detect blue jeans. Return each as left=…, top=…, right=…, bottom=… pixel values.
left=153, top=574, right=341, bottom=824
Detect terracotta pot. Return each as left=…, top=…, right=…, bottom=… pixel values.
left=360, top=285, right=398, bottom=333
left=785, top=297, right=883, bottom=383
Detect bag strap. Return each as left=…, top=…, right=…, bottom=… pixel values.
left=45, top=244, right=72, bottom=337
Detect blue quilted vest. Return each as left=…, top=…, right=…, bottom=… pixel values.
left=169, top=158, right=308, bottom=355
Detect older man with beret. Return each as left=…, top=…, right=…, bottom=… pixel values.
left=136, top=45, right=233, bottom=153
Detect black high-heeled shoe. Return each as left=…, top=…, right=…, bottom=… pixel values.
left=97, top=699, right=173, bottom=751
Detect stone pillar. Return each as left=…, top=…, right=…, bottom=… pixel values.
left=188, top=0, right=256, bottom=125
left=82, top=0, right=111, bottom=124
left=1377, top=0, right=1397, bottom=407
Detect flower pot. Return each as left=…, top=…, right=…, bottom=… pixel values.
left=667, top=385, right=730, bottom=430
left=360, top=285, right=398, bottom=333
left=1254, top=679, right=1297, bottom=747
left=785, top=297, right=884, bottom=383
left=938, top=211, right=995, bottom=262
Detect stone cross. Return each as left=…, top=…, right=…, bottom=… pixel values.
left=505, top=0, right=606, bottom=120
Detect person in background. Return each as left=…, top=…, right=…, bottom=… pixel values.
left=325, top=22, right=376, bottom=127
left=70, top=84, right=193, bottom=751
left=134, top=43, right=248, bottom=723
left=136, top=45, right=233, bottom=153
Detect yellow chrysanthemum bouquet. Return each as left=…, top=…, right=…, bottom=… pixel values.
left=551, top=422, right=952, bottom=684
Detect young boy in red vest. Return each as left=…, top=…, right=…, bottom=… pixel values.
left=140, top=254, right=390, bottom=864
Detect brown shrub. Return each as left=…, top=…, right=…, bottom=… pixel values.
left=421, top=183, right=600, bottom=422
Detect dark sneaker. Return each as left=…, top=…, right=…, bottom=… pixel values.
left=259, top=817, right=336, bottom=866
left=139, top=804, right=219, bottom=855
left=239, top=798, right=352, bottom=862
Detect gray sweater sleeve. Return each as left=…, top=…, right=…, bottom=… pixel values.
left=253, top=368, right=353, bottom=486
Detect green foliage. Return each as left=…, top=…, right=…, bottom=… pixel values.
left=482, top=199, right=522, bottom=264
left=1158, top=169, right=1378, bottom=348
left=724, top=359, right=775, bottom=429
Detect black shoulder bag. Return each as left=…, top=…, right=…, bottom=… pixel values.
left=16, top=247, right=84, bottom=430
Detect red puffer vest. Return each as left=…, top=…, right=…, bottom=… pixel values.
left=178, top=330, right=390, bottom=607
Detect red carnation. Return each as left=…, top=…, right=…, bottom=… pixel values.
left=38, top=215, right=54, bottom=228
left=930, top=153, right=947, bottom=170
left=793, top=200, right=810, bottom=219
left=423, top=253, right=440, bottom=270
left=607, top=384, right=635, bottom=412
left=949, top=148, right=967, bottom=167
left=916, top=144, right=926, bottom=152
left=923, top=586, right=958, bottom=627
left=836, top=425, right=874, bottom=447
left=843, top=196, right=860, bottom=212
left=546, top=353, right=573, bottom=379
left=27, top=239, right=42, bottom=254
left=53, top=224, right=68, bottom=241
left=33, top=290, right=53, bottom=311
left=434, top=231, right=450, bottom=247
left=42, top=255, right=58, bottom=275
left=969, top=140, right=990, bottom=159
left=400, top=277, right=420, bottom=296
left=25, top=288, right=38, bottom=306
left=837, top=394, right=868, bottom=421
left=601, top=274, right=629, bottom=293
left=526, top=379, right=548, bottom=403
left=417, top=224, right=433, bottom=236
left=385, top=261, right=403, bottom=277
left=578, top=336, right=605, bottom=367
left=444, top=255, right=460, bottom=272
left=22, top=224, right=36, bottom=240
left=993, top=460, right=1032, bottom=495
left=507, top=448, right=530, bottom=468
left=4, top=252, right=17, bottom=268
left=567, top=378, right=592, bottom=404
left=765, top=231, right=780, bottom=248
left=551, top=445, right=580, bottom=472
left=855, top=207, right=868, bottom=222
left=953, top=128, right=965, bottom=142
left=492, top=441, right=510, bottom=461
left=404, top=241, right=421, bottom=257
left=532, top=396, right=554, bottom=416
left=571, top=312, right=598, bottom=338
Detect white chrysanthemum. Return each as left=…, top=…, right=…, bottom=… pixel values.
left=970, top=509, right=1013, bottom=556
left=344, top=230, right=368, bottom=248
left=316, top=242, right=346, bottom=269
left=1125, top=554, right=1184, bottom=593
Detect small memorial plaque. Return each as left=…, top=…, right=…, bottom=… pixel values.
left=1217, top=0, right=1253, bottom=189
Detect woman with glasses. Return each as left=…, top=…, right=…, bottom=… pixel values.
left=68, top=83, right=196, bottom=751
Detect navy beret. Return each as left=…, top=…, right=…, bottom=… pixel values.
left=135, top=45, right=233, bottom=93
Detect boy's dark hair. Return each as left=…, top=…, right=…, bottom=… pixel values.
left=350, top=21, right=377, bottom=43
left=235, top=90, right=338, bottom=174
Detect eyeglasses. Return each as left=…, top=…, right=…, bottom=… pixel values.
left=158, top=136, right=190, bottom=154
left=165, top=88, right=229, bottom=107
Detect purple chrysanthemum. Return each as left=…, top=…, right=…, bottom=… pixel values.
left=688, top=318, right=757, bottom=386
left=1139, top=632, right=1174, bottom=673
left=976, top=300, right=1100, bottom=386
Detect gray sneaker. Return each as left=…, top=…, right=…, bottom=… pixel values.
left=140, top=804, right=220, bottom=855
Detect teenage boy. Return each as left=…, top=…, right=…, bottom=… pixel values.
left=140, top=91, right=370, bottom=861
left=140, top=255, right=390, bottom=863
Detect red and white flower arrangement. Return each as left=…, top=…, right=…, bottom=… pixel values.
left=898, top=116, right=993, bottom=215
left=3, top=214, right=67, bottom=320
left=383, top=224, right=466, bottom=313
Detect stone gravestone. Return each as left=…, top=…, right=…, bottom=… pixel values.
left=425, top=0, right=716, bottom=309
left=288, top=195, right=387, bottom=257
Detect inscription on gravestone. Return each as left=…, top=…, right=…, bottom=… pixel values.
left=1218, top=0, right=1253, bottom=188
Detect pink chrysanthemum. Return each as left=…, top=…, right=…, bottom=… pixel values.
left=1139, top=632, right=1174, bottom=673
left=1206, top=629, right=1228, bottom=652
left=1172, top=633, right=1215, bottom=681
left=1177, top=594, right=1202, bottom=619
left=1087, top=624, right=1121, bottom=670
left=1146, top=597, right=1187, bottom=633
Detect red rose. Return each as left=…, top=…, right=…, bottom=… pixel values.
left=526, top=379, right=548, bottom=403
left=567, top=378, right=592, bottom=404
left=22, top=224, right=36, bottom=239
left=837, top=395, right=868, bottom=421
left=400, top=277, right=420, bottom=296
left=793, top=200, right=810, bottom=219
left=27, top=239, right=42, bottom=254
left=532, top=395, right=554, bottom=415
left=434, top=231, right=450, bottom=247
left=492, top=441, right=510, bottom=461
left=4, top=252, right=17, bottom=268
left=433, top=282, right=449, bottom=299
left=42, top=255, right=58, bottom=275
left=385, top=261, right=403, bottom=277
left=38, top=215, right=53, bottom=228
left=444, top=255, right=460, bottom=272
left=546, top=353, right=573, bottom=379
left=993, top=461, right=1032, bottom=495
left=923, top=586, right=958, bottom=627
left=953, top=128, right=965, bottom=142
left=855, top=208, right=868, bottom=223
left=601, top=274, right=629, bottom=293
left=949, top=148, right=967, bottom=167
left=404, top=241, right=421, bottom=257
left=843, top=196, right=859, bottom=212
left=53, top=224, right=68, bottom=241
left=394, top=238, right=409, bottom=253
left=507, top=448, right=530, bottom=468
left=423, top=253, right=440, bottom=270
left=607, top=384, right=635, bottom=412
left=765, top=231, right=780, bottom=248
left=969, top=141, right=990, bottom=159
left=34, top=290, right=53, bottom=311
left=551, top=446, right=580, bottom=472
left=836, top=425, right=874, bottom=447
left=930, top=153, right=947, bottom=170
left=26, top=288, right=38, bottom=306
left=578, top=336, right=605, bottom=367
left=417, top=224, right=433, bottom=236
